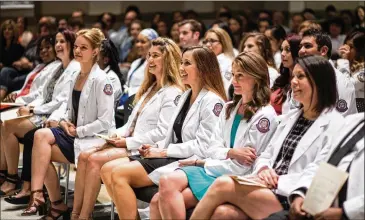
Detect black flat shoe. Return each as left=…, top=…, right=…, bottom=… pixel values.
left=0, top=173, right=21, bottom=197
left=5, top=193, right=31, bottom=205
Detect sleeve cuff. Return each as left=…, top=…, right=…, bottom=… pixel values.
left=76, top=127, right=84, bottom=138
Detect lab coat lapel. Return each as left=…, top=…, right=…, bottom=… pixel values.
left=290, top=111, right=330, bottom=166
left=140, top=85, right=164, bottom=115
left=182, top=89, right=209, bottom=130
left=272, top=109, right=303, bottom=163
left=76, top=64, right=100, bottom=126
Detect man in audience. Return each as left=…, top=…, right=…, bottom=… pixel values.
left=290, top=13, right=304, bottom=34
left=110, top=5, right=141, bottom=62
left=298, top=29, right=357, bottom=116
left=266, top=113, right=364, bottom=220
left=178, top=19, right=201, bottom=49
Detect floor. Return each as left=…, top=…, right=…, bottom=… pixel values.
left=0, top=164, right=150, bottom=220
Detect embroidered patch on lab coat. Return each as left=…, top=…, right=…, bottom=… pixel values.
left=357, top=72, right=364, bottom=83
left=103, top=84, right=113, bottom=95
left=213, top=103, right=223, bottom=117
left=224, top=71, right=232, bottom=80
left=336, top=99, right=348, bottom=113
left=174, top=95, right=181, bottom=106
left=256, top=117, right=270, bottom=133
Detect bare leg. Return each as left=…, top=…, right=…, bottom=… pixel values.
left=72, top=148, right=99, bottom=216
left=159, top=170, right=198, bottom=219
left=0, top=122, right=7, bottom=172
left=111, top=161, right=154, bottom=219
left=150, top=193, right=162, bottom=220
left=78, top=148, right=128, bottom=219
left=211, top=204, right=249, bottom=220
left=100, top=157, right=130, bottom=200
left=1, top=118, right=34, bottom=193
left=190, top=176, right=283, bottom=219
left=0, top=89, right=7, bottom=102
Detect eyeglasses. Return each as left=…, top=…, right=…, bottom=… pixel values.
left=202, top=39, right=220, bottom=45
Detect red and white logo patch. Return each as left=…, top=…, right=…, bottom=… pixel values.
left=213, top=103, right=223, bottom=117
left=336, top=99, right=348, bottom=113
left=103, top=84, right=113, bottom=96
left=256, top=117, right=270, bottom=133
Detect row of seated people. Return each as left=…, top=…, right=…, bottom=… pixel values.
left=0, top=26, right=363, bottom=220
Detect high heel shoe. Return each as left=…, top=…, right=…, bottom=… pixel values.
left=21, top=189, right=46, bottom=216
left=0, top=173, right=21, bottom=197
left=41, top=199, right=70, bottom=220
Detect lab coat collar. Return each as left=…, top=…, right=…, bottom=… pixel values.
left=182, top=88, right=209, bottom=130
left=290, top=108, right=333, bottom=166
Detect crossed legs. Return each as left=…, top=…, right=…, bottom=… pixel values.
left=190, top=175, right=283, bottom=220
left=150, top=170, right=198, bottom=220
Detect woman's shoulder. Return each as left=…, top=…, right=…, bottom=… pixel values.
left=252, top=105, right=278, bottom=123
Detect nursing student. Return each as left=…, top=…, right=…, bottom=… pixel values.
left=150, top=52, right=279, bottom=219
left=22, top=28, right=114, bottom=220
left=71, top=37, right=184, bottom=220
left=101, top=46, right=227, bottom=219
left=190, top=56, right=346, bottom=220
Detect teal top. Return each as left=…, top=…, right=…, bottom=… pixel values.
left=230, top=114, right=243, bottom=148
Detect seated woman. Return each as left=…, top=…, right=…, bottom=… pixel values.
left=270, top=34, right=301, bottom=115
left=239, top=32, right=279, bottom=88
left=150, top=52, right=279, bottom=219
left=202, top=28, right=235, bottom=97
left=21, top=28, right=114, bottom=219
left=100, top=46, right=227, bottom=219
left=337, top=30, right=365, bottom=112
left=0, top=29, right=80, bottom=197
left=0, top=20, right=25, bottom=100
left=97, top=38, right=123, bottom=105
left=0, top=34, right=58, bottom=190
left=190, top=55, right=346, bottom=220
left=71, top=37, right=184, bottom=220
left=2, top=34, right=59, bottom=104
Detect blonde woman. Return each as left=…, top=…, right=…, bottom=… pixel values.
left=239, top=32, right=280, bottom=88
left=203, top=28, right=235, bottom=96
left=71, top=37, right=184, bottom=220
left=21, top=28, right=114, bottom=219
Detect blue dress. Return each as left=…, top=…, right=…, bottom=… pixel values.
left=180, top=114, right=243, bottom=200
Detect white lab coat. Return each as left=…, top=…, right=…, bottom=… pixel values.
left=103, top=65, right=123, bottom=105
left=268, top=66, right=280, bottom=88
left=274, top=51, right=281, bottom=70
left=115, top=85, right=183, bottom=154
left=29, top=60, right=80, bottom=119
left=291, top=113, right=364, bottom=220
left=61, top=63, right=115, bottom=164
left=217, top=53, right=233, bottom=97
left=252, top=108, right=345, bottom=197
left=148, top=89, right=225, bottom=184
left=204, top=101, right=278, bottom=178
left=281, top=62, right=358, bottom=117
left=337, top=59, right=364, bottom=99
left=125, top=58, right=147, bottom=96
left=15, top=60, right=61, bottom=105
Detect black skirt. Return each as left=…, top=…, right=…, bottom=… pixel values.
left=129, top=155, right=179, bottom=174
left=51, top=127, right=75, bottom=163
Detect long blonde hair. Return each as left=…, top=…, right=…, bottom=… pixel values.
left=134, top=37, right=185, bottom=103
left=182, top=46, right=227, bottom=102
left=205, top=28, right=235, bottom=58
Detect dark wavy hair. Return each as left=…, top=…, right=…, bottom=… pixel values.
left=226, top=52, right=271, bottom=121
left=272, top=34, right=302, bottom=105
left=57, top=28, right=76, bottom=59
left=296, top=55, right=338, bottom=113
left=100, top=38, right=123, bottom=81
left=36, top=34, right=56, bottom=62
left=344, top=29, right=365, bottom=73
